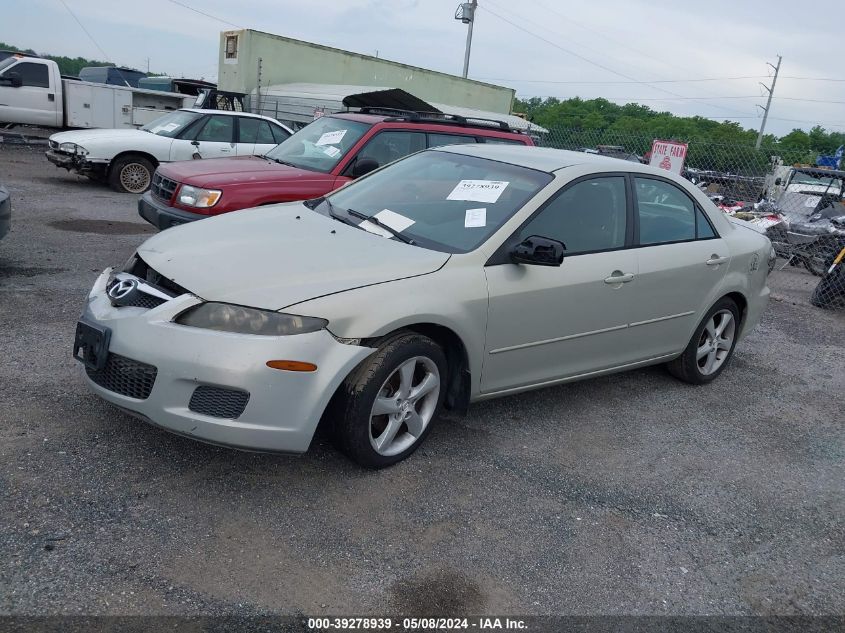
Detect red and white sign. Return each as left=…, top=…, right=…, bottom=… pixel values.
left=649, top=139, right=688, bottom=175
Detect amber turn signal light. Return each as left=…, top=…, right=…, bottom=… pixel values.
left=266, top=360, right=318, bottom=372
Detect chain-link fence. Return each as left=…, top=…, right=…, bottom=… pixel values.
left=536, top=128, right=845, bottom=309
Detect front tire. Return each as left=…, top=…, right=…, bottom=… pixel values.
left=330, top=333, right=447, bottom=468
left=667, top=297, right=740, bottom=385
left=109, top=154, right=154, bottom=193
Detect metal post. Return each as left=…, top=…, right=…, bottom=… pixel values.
left=255, top=57, right=263, bottom=115
left=457, top=0, right=477, bottom=78
left=756, top=55, right=781, bottom=150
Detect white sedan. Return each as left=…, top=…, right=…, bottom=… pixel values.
left=46, top=108, right=293, bottom=193
left=75, top=145, right=772, bottom=467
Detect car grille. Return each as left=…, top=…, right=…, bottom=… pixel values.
left=105, top=277, right=168, bottom=309
left=150, top=172, right=179, bottom=202
left=188, top=386, right=250, bottom=419
left=86, top=353, right=157, bottom=400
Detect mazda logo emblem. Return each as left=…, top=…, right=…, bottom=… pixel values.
left=108, top=278, right=137, bottom=299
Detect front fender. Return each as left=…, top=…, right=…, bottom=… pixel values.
left=289, top=261, right=489, bottom=397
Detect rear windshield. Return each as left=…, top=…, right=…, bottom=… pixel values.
left=320, top=150, right=553, bottom=254
left=264, top=116, right=371, bottom=173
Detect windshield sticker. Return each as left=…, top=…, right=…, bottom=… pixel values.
left=447, top=180, right=509, bottom=203
left=315, top=129, right=347, bottom=146
left=464, top=208, right=487, bottom=228
left=322, top=145, right=341, bottom=158
left=359, top=209, right=415, bottom=239
left=375, top=209, right=415, bottom=231
left=161, top=122, right=180, bottom=132
left=804, top=196, right=821, bottom=207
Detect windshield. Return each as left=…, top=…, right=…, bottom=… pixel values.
left=321, top=150, right=553, bottom=253
left=0, top=58, right=18, bottom=74
left=141, top=110, right=202, bottom=138
left=789, top=172, right=842, bottom=191
left=265, top=116, right=371, bottom=173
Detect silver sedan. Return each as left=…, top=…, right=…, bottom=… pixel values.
left=75, top=145, right=772, bottom=467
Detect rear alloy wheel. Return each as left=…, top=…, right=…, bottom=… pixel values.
left=109, top=155, right=154, bottom=193
left=330, top=333, right=447, bottom=468
left=667, top=298, right=740, bottom=385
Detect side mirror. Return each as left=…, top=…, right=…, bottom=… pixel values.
left=510, top=235, right=565, bottom=267
left=351, top=157, right=379, bottom=178
left=775, top=177, right=782, bottom=186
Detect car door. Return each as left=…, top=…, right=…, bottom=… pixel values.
left=235, top=117, right=284, bottom=156
left=0, top=60, right=58, bottom=127
left=482, top=174, right=638, bottom=394
left=627, top=175, right=729, bottom=359
left=169, top=114, right=235, bottom=161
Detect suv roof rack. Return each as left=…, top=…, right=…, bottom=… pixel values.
left=355, top=107, right=522, bottom=134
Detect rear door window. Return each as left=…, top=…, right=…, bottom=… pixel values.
left=634, top=177, right=698, bottom=245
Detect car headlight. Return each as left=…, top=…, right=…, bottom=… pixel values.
left=175, top=302, right=328, bottom=336
left=767, top=244, right=777, bottom=274
left=178, top=185, right=222, bottom=208
left=59, top=142, right=87, bottom=155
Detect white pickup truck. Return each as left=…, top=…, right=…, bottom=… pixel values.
left=0, top=55, right=193, bottom=129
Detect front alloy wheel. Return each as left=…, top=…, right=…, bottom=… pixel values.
left=369, top=356, right=440, bottom=457
left=331, top=333, right=447, bottom=468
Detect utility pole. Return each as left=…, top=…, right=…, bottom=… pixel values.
left=455, top=0, right=478, bottom=78
left=756, top=55, right=782, bottom=150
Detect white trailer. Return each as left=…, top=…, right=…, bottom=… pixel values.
left=0, top=55, right=193, bottom=130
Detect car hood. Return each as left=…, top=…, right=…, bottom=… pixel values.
left=157, top=156, right=331, bottom=188
left=50, top=128, right=154, bottom=146
left=136, top=203, right=450, bottom=310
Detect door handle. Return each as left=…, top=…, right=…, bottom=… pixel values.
left=706, top=256, right=728, bottom=266
left=604, top=272, right=635, bottom=284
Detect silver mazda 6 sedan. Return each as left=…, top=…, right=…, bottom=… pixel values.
left=75, top=145, right=772, bottom=467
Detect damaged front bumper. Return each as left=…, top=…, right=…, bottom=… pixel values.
left=45, top=150, right=107, bottom=177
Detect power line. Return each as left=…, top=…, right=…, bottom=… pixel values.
left=164, top=0, right=241, bottom=28
left=478, top=2, right=753, bottom=118
left=55, top=0, right=113, bottom=63
left=55, top=0, right=137, bottom=87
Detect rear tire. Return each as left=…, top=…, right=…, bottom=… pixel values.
left=667, top=297, right=740, bottom=385
left=109, top=155, right=154, bottom=193
left=329, top=333, right=447, bottom=468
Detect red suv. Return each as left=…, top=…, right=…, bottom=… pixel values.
left=138, top=109, right=534, bottom=229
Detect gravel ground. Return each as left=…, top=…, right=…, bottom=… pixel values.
left=0, top=145, right=843, bottom=617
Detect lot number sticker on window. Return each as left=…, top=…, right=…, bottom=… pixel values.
left=315, top=130, right=347, bottom=146
left=464, top=208, right=486, bottom=228
left=804, top=196, right=822, bottom=208
left=322, top=145, right=341, bottom=158
left=447, top=180, right=509, bottom=203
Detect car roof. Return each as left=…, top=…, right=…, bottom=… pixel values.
left=435, top=144, right=660, bottom=174
left=179, top=108, right=276, bottom=121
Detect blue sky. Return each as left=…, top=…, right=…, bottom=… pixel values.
left=6, top=0, right=845, bottom=135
